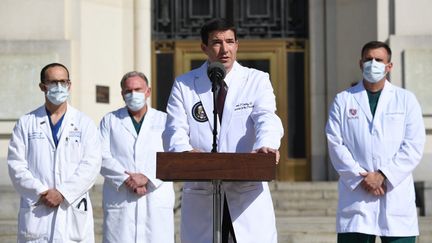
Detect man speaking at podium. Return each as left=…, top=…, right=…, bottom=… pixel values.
left=163, top=18, right=284, bottom=243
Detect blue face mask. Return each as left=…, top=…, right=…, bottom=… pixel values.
left=362, top=59, right=387, bottom=84
left=124, top=91, right=146, bottom=111
left=46, top=83, right=69, bottom=105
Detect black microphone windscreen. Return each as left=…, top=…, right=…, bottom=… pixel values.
left=207, top=62, right=226, bottom=82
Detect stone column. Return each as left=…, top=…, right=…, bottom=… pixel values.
left=134, top=0, right=152, bottom=78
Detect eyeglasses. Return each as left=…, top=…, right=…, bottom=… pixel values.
left=43, top=79, right=71, bottom=88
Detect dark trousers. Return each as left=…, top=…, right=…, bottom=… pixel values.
left=222, top=195, right=237, bottom=243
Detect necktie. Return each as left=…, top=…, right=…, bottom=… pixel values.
left=217, top=80, right=228, bottom=122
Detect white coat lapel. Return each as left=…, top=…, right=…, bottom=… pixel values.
left=37, top=106, right=55, bottom=148
left=57, top=105, right=75, bottom=145
left=219, top=62, right=247, bottom=141
left=137, top=107, right=153, bottom=140
left=352, top=82, right=373, bottom=123
left=373, top=81, right=394, bottom=122
left=194, top=63, right=216, bottom=132
left=119, top=107, right=138, bottom=138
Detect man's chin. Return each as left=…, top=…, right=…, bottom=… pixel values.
left=220, top=60, right=231, bottom=66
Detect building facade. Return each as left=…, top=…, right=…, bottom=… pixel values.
left=0, top=0, right=430, bottom=183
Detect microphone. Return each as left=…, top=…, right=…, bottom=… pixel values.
left=207, top=62, right=226, bottom=85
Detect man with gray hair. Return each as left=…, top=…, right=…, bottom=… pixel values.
left=99, top=71, right=175, bottom=243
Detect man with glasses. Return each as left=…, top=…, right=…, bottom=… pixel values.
left=8, top=63, right=101, bottom=242
left=326, top=41, right=426, bottom=243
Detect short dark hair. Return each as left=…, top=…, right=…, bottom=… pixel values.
left=361, top=41, right=392, bottom=62
left=200, top=18, right=237, bottom=45
left=120, top=71, right=149, bottom=89
left=40, top=63, right=70, bottom=82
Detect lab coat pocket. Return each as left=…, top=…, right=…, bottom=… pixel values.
left=386, top=180, right=416, bottom=216
left=67, top=198, right=90, bottom=241
left=227, top=110, right=251, bottom=139
left=384, top=113, right=405, bottom=142
left=234, top=182, right=259, bottom=193
left=337, top=185, right=372, bottom=217
left=103, top=207, right=125, bottom=242
left=147, top=182, right=175, bottom=208
left=183, top=182, right=212, bottom=195
left=232, top=108, right=251, bottom=117
left=183, top=188, right=212, bottom=195
left=18, top=206, right=50, bottom=241
left=66, top=137, right=82, bottom=165
left=232, top=109, right=250, bottom=125
left=68, top=207, right=89, bottom=241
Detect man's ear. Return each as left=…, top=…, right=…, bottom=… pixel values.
left=386, top=62, right=393, bottom=72
left=120, top=90, right=125, bottom=100
left=201, top=43, right=207, bottom=53
left=146, top=87, right=152, bottom=98
left=39, top=83, right=46, bottom=92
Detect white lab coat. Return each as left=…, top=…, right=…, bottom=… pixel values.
left=326, top=81, right=425, bottom=236
left=7, top=104, right=102, bottom=243
left=163, top=61, right=284, bottom=243
left=99, top=107, right=175, bottom=243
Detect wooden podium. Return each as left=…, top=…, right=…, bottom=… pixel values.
left=156, top=152, right=276, bottom=243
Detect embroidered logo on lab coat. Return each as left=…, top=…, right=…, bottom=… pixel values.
left=192, top=101, right=208, bottom=122
left=348, top=108, right=359, bottom=119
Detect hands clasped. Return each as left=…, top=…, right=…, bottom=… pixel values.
left=360, top=171, right=386, bottom=196
left=38, top=189, right=64, bottom=208
left=124, top=171, right=149, bottom=196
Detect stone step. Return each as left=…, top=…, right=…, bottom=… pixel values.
left=0, top=186, right=20, bottom=220
left=271, top=190, right=338, bottom=200
left=0, top=182, right=340, bottom=219
left=275, top=209, right=336, bottom=217
left=279, top=234, right=336, bottom=243
left=0, top=219, right=16, bottom=236
left=275, top=199, right=336, bottom=212
left=270, top=181, right=338, bottom=191
left=276, top=216, right=432, bottom=243
left=3, top=182, right=431, bottom=242
left=2, top=217, right=432, bottom=243
left=270, top=182, right=338, bottom=217
left=276, top=217, right=335, bottom=234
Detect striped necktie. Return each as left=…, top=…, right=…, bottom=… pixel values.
left=217, top=80, right=228, bottom=122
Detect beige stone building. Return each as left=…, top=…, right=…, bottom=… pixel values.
left=0, top=0, right=431, bottom=184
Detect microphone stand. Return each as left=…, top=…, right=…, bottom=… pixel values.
left=211, top=80, right=219, bottom=153
left=211, top=79, right=222, bottom=243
